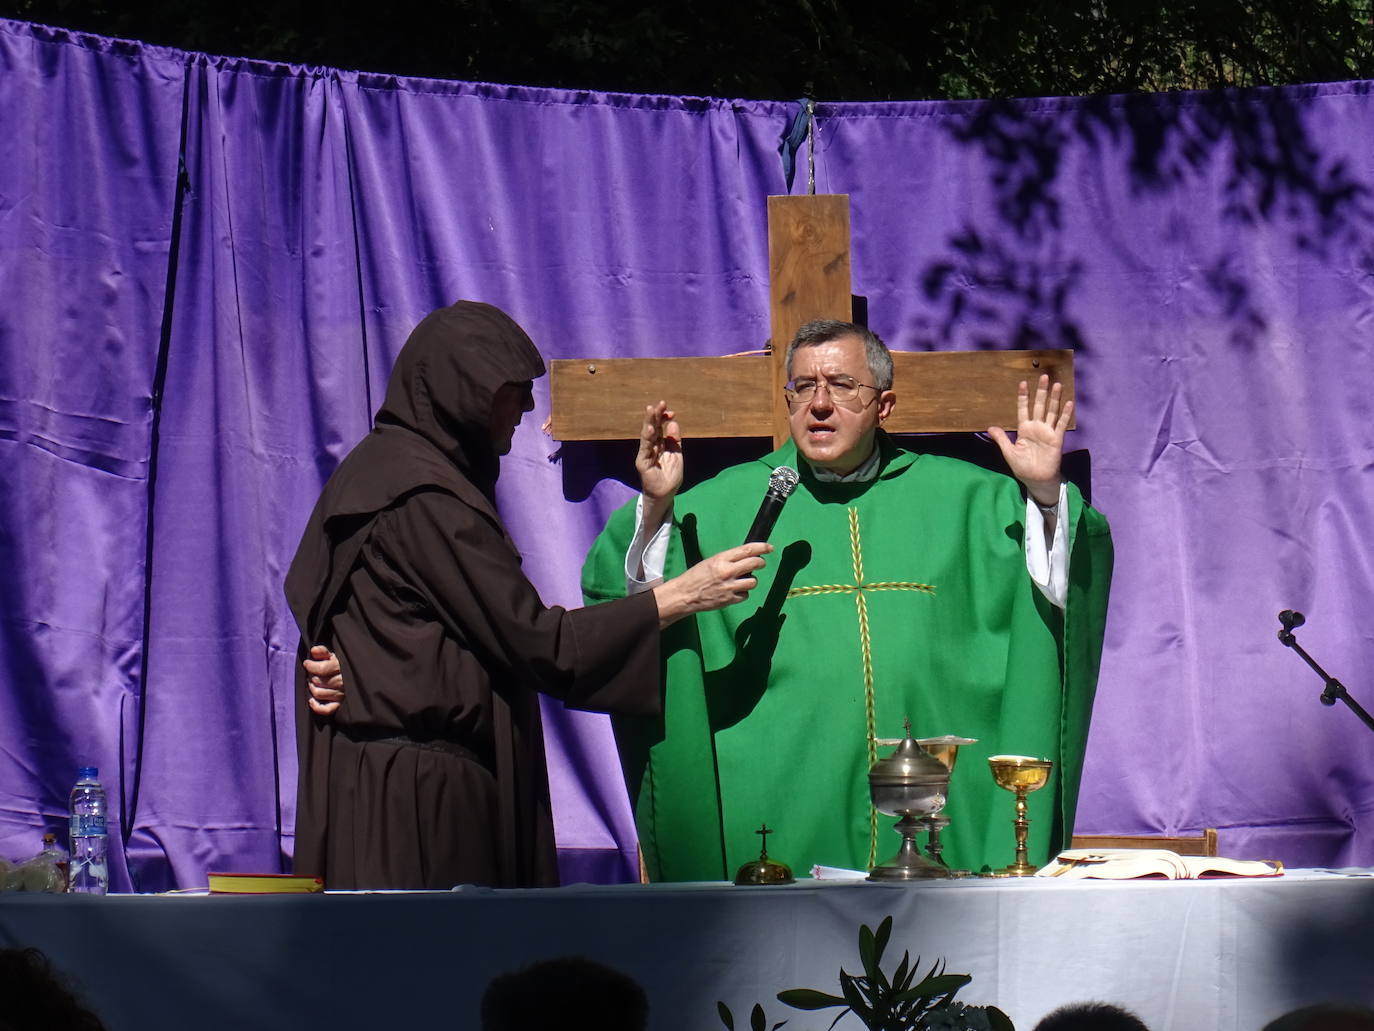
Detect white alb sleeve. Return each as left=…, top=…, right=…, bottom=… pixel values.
left=625, top=494, right=671, bottom=594
left=1025, top=482, right=1070, bottom=609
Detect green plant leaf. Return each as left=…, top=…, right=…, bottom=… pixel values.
left=840, top=972, right=872, bottom=1022
left=892, top=973, right=971, bottom=1003
left=892, top=952, right=911, bottom=993
left=873, top=915, right=893, bottom=967
left=777, top=989, right=846, bottom=1011
left=751, top=1002, right=767, bottom=1031
left=917, top=962, right=950, bottom=995
left=987, top=1004, right=1017, bottom=1031
left=914, top=957, right=943, bottom=988
left=769, top=916, right=992, bottom=1031
left=889, top=987, right=933, bottom=1025
left=717, top=1001, right=735, bottom=1030
left=847, top=972, right=877, bottom=1009
left=859, top=922, right=878, bottom=983
left=933, top=974, right=972, bottom=995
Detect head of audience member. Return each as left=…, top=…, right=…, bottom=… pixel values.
left=1262, top=1002, right=1374, bottom=1031
left=1032, top=1000, right=1151, bottom=1031
left=783, top=319, right=896, bottom=475
left=0, top=946, right=108, bottom=1031
left=480, top=955, right=648, bottom=1031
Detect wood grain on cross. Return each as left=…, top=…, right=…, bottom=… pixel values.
left=549, top=195, right=1074, bottom=448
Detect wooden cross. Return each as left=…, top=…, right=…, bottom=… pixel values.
left=548, top=195, right=1074, bottom=447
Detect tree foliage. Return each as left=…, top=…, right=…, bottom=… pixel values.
left=2, top=0, right=1373, bottom=100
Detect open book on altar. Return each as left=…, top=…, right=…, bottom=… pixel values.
left=1036, top=849, right=1283, bottom=880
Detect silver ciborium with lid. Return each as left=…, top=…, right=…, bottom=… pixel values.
left=867, top=722, right=953, bottom=881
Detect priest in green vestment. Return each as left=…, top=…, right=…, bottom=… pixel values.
left=582, top=320, right=1113, bottom=881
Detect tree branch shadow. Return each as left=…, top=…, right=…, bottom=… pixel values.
left=915, top=87, right=1374, bottom=358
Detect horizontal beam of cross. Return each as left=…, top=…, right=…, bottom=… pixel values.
left=548, top=349, right=1075, bottom=441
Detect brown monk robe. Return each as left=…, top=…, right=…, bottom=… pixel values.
left=284, top=302, right=662, bottom=889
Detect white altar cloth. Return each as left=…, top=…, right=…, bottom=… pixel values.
left=2, top=871, right=1372, bottom=1030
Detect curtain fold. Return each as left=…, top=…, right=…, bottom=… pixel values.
left=0, top=22, right=185, bottom=891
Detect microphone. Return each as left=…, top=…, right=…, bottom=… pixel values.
left=744, top=466, right=800, bottom=544
left=1279, top=610, right=1306, bottom=631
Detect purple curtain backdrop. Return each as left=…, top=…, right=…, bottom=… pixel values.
left=2, top=19, right=1372, bottom=890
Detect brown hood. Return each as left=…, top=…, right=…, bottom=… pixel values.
left=284, top=301, right=545, bottom=644
left=375, top=301, right=544, bottom=485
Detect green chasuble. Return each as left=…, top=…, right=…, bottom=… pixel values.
left=582, top=433, right=1112, bottom=881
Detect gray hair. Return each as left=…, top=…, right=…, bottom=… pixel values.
left=784, top=320, right=893, bottom=391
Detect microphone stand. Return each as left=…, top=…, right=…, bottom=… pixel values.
left=1277, top=617, right=1374, bottom=736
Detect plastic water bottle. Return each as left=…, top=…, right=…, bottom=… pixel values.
left=69, top=767, right=108, bottom=894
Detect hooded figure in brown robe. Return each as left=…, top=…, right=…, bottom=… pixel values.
left=284, top=302, right=663, bottom=889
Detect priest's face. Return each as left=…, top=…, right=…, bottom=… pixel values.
left=786, top=335, right=895, bottom=473
left=489, top=380, right=535, bottom=455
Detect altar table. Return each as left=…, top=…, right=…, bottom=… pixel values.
left=2, top=872, right=1372, bottom=1030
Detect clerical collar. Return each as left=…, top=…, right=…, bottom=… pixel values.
left=807, top=445, right=881, bottom=483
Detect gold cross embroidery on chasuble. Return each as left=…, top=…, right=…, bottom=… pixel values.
left=783, top=506, right=936, bottom=866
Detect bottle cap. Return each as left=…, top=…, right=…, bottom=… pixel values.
left=78, top=766, right=98, bottom=779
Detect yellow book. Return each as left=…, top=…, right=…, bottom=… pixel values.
left=206, top=872, right=325, bottom=894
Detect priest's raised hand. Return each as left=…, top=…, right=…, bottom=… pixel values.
left=636, top=400, right=682, bottom=536
left=986, top=373, right=1072, bottom=509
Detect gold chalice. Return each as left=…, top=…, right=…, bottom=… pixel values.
left=988, top=754, right=1052, bottom=877
left=916, top=735, right=978, bottom=772
left=916, top=735, right=976, bottom=869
